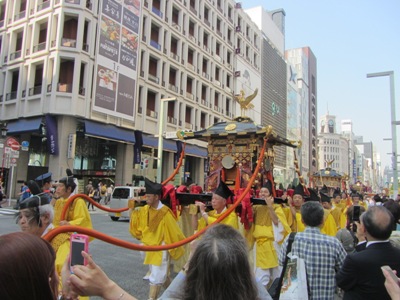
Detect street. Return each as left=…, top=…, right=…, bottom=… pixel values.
left=0, top=208, right=151, bottom=299
left=0, top=206, right=343, bottom=300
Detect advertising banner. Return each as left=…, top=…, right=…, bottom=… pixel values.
left=93, top=0, right=141, bottom=121
left=45, top=115, right=59, bottom=155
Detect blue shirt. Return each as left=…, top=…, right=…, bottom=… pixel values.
left=279, top=226, right=347, bottom=300
left=21, top=186, right=30, bottom=200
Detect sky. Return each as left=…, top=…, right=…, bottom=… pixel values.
left=242, top=0, right=400, bottom=169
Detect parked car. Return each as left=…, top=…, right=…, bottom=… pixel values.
left=108, top=186, right=144, bottom=221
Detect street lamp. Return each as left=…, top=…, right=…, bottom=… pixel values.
left=367, top=71, right=398, bottom=198
left=0, top=123, right=8, bottom=183
left=156, top=97, right=176, bottom=183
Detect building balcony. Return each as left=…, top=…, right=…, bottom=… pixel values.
left=189, top=6, right=197, bottom=15
left=65, top=0, right=80, bottom=4
left=188, top=35, right=196, bottom=43
left=14, top=11, right=26, bottom=21
left=29, top=85, right=42, bottom=96
left=146, top=109, right=158, bottom=118
left=187, top=63, right=195, bottom=71
left=170, top=52, right=179, bottom=62
left=10, top=50, right=22, bottom=61
left=33, top=42, right=46, bottom=53
left=148, top=74, right=159, bottom=84
left=185, top=122, right=193, bottom=130
left=38, top=1, right=51, bottom=11
left=150, top=40, right=161, bottom=51
left=167, top=116, right=177, bottom=125
left=152, top=7, right=163, bottom=19
left=186, top=92, right=194, bottom=100
left=172, top=23, right=181, bottom=31
left=201, top=99, right=208, bottom=107
left=6, top=91, right=17, bottom=101
left=168, top=83, right=178, bottom=93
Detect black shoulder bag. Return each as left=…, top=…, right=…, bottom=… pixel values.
left=267, top=232, right=297, bottom=300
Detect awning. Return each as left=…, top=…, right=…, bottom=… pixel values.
left=84, top=120, right=135, bottom=144
left=185, top=144, right=208, bottom=157
left=6, top=117, right=42, bottom=135
left=142, top=134, right=177, bottom=152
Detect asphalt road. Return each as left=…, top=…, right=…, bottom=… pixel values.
left=0, top=208, right=154, bottom=300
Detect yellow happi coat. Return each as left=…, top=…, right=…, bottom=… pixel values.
left=197, top=207, right=239, bottom=230
left=246, top=204, right=291, bottom=269
left=294, top=209, right=337, bottom=236
left=52, top=196, right=93, bottom=300
left=130, top=205, right=185, bottom=265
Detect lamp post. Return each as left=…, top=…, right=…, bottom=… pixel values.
left=156, top=97, right=176, bottom=183
left=367, top=71, right=398, bottom=198
left=0, top=124, right=8, bottom=183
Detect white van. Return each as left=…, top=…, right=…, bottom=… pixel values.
left=108, top=186, right=144, bottom=221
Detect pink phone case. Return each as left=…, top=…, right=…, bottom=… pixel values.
left=70, top=234, right=89, bottom=270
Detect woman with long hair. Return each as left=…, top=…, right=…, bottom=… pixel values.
left=63, top=224, right=271, bottom=299
left=0, top=232, right=59, bottom=300
left=179, top=224, right=262, bottom=300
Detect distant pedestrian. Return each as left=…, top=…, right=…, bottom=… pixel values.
left=106, top=185, right=113, bottom=205
left=87, top=187, right=96, bottom=211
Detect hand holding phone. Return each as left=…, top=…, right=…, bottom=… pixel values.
left=70, top=234, right=89, bottom=272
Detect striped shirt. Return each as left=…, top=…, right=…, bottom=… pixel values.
left=279, top=226, right=347, bottom=299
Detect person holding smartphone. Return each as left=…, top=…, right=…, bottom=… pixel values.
left=337, top=206, right=400, bottom=299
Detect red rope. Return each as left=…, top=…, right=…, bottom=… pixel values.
left=46, top=139, right=268, bottom=251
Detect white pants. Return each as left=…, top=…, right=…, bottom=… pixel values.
left=149, top=250, right=169, bottom=285
left=255, top=266, right=282, bottom=286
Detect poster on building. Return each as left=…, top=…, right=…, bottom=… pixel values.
left=93, top=0, right=141, bottom=121
left=116, top=73, right=135, bottom=114
left=95, top=65, right=117, bottom=110
left=99, top=15, right=120, bottom=62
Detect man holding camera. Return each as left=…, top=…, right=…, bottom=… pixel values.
left=336, top=206, right=400, bottom=299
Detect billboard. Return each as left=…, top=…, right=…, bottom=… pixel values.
left=93, top=0, right=141, bottom=120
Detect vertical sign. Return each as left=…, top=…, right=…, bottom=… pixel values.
left=94, top=0, right=141, bottom=120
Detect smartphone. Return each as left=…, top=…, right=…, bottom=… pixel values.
left=352, top=205, right=361, bottom=222
left=70, top=234, right=89, bottom=271
left=382, top=265, right=399, bottom=282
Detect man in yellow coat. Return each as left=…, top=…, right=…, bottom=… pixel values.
left=130, top=178, right=185, bottom=300
left=321, top=192, right=342, bottom=231
left=246, top=181, right=291, bottom=287
left=193, top=180, right=239, bottom=231
left=288, top=184, right=337, bottom=236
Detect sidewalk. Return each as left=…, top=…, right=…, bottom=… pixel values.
left=0, top=198, right=17, bottom=208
